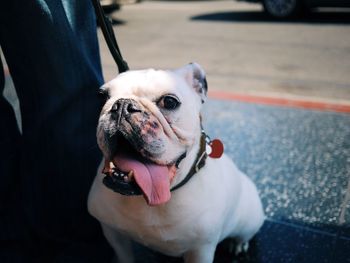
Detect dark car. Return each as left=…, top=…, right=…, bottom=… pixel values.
left=237, top=0, right=350, bottom=18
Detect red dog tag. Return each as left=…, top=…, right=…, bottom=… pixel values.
left=208, top=139, right=224, bottom=158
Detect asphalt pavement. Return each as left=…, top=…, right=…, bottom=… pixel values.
left=100, top=0, right=350, bottom=103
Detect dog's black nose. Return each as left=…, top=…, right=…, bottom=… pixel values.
left=110, top=98, right=141, bottom=117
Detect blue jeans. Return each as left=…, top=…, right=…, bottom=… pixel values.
left=0, top=0, right=112, bottom=261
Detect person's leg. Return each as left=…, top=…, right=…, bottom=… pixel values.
left=0, top=52, right=34, bottom=263
left=0, top=0, right=111, bottom=259
left=0, top=53, right=22, bottom=237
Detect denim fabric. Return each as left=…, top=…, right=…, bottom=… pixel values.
left=0, top=0, right=112, bottom=261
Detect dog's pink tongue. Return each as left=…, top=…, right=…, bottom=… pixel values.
left=113, top=155, right=171, bottom=206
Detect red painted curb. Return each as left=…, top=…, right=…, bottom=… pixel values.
left=208, top=90, right=350, bottom=114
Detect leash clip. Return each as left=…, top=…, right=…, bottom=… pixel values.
left=202, top=130, right=224, bottom=159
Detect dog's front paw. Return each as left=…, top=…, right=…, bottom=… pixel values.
left=234, top=241, right=249, bottom=256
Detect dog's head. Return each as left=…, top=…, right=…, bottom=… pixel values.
left=97, top=63, right=207, bottom=206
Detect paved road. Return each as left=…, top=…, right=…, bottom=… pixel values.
left=100, top=0, right=350, bottom=103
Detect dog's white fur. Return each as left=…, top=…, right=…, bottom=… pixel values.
left=88, top=63, right=265, bottom=263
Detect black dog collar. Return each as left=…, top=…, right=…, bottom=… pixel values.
left=170, top=132, right=207, bottom=192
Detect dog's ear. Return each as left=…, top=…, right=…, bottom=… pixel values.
left=175, top=63, right=208, bottom=104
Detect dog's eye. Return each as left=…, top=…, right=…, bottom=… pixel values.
left=158, top=95, right=181, bottom=110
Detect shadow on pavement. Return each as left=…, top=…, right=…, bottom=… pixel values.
left=191, top=10, right=350, bottom=24
left=97, top=17, right=125, bottom=26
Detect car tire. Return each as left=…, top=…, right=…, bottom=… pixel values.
left=262, top=0, right=303, bottom=19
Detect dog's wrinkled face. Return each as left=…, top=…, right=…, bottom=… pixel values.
left=97, top=63, right=207, bottom=206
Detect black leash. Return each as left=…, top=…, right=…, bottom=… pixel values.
left=91, top=0, right=129, bottom=73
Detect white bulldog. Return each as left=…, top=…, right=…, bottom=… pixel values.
left=88, top=63, right=265, bottom=263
